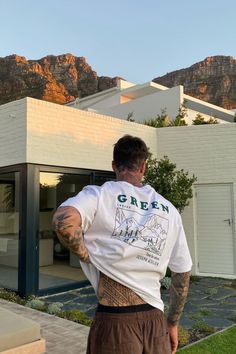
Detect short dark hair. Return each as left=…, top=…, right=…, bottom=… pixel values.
left=113, top=135, right=149, bottom=171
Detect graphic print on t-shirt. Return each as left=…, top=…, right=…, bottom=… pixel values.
left=112, top=208, right=169, bottom=256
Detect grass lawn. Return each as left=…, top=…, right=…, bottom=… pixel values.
left=178, top=326, right=236, bottom=354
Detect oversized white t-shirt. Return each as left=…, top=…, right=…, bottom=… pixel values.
left=61, top=181, right=192, bottom=311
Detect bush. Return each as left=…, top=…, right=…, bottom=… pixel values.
left=0, top=288, right=26, bottom=305
left=47, top=302, right=64, bottom=315
left=60, top=309, right=92, bottom=326
left=160, top=277, right=172, bottom=290
left=25, top=299, right=47, bottom=311
left=144, top=109, right=171, bottom=128
left=192, top=320, right=215, bottom=334
left=192, top=113, right=219, bottom=125
left=205, top=288, right=218, bottom=296
left=178, top=325, right=190, bottom=347
left=144, top=156, right=197, bottom=213
left=144, top=106, right=187, bottom=128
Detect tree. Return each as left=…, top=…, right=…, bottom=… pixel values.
left=170, top=103, right=188, bottom=126
left=192, top=113, right=219, bottom=125
left=126, top=112, right=135, bottom=122
left=144, top=103, right=187, bottom=128
left=144, top=156, right=197, bottom=213
left=144, top=108, right=171, bottom=128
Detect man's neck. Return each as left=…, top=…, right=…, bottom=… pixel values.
left=116, top=171, right=143, bottom=187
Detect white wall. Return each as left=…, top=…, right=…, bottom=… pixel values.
left=185, top=95, right=235, bottom=122
left=99, top=85, right=183, bottom=122
left=185, top=108, right=230, bottom=124
left=0, top=99, right=27, bottom=167
left=78, top=89, right=120, bottom=111
left=157, top=124, right=236, bottom=274
left=1, top=97, right=236, bottom=276
left=26, top=98, right=158, bottom=171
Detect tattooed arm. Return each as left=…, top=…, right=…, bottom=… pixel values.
left=52, top=206, right=90, bottom=263
left=167, top=271, right=191, bottom=354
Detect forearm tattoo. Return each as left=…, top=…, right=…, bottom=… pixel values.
left=98, top=272, right=145, bottom=306
left=52, top=207, right=90, bottom=263
left=167, top=271, right=190, bottom=325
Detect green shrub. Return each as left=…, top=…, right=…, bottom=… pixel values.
left=160, top=277, right=172, bottom=290
left=47, top=302, right=64, bottom=315
left=199, top=308, right=213, bottom=317
left=0, top=288, right=25, bottom=305
left=178, top=325, right=190, bottom=347
left=205, top=288, right=218, bottom=296
left=25, top=299, right=47, bottom=311
left=144, top=156, right=197, bottom=213
left=192, top=113, right=219, bottom=125
left=192, top=320, right=215, bottom=334
left=60, top=309, right=92, bottom=326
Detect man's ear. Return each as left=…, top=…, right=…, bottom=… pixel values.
left=112, top=160, right=116, bottom=172
left=140, top=161, right=146, bottom=174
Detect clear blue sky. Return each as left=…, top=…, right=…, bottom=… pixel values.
left=1, top=0, right=236, bottom=83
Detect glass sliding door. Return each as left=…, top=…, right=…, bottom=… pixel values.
left=0, top=172, right=20, bottom=290
left=39, top=172, right=90, bottom=291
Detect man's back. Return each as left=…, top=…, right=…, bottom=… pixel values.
left=60, top=181, right=191, bottom=311
left=53, top=134, right=192, bottom=354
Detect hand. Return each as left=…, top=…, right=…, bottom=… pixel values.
left=167, top=323, right=178, bottom=354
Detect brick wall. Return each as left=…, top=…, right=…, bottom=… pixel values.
left=0, top=99, right=27, bottom=167
left=26, top=97, right=157, bottom=170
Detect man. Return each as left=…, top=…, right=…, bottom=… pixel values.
left=53, top=135, right=192, bottom=354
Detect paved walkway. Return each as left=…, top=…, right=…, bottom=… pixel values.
left=43, top=277, right=236, bottom=330
left=0, top=298, right=89, bottom=354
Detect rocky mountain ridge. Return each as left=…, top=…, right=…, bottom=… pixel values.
left=153, top=55, right=236, bottom=110
left=0, top=53, right=120, bottom=105
left=1, top=53, right=236, bottom=109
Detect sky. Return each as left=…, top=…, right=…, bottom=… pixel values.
left=1, top=0, right=236, bottom=83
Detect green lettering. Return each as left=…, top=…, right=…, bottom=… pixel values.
left=151, top=201, right=159, bottom=209
left=161, top=204, right=169, bottom=214
left=130, top=196, right=138, bottom=207
left=140, top=201, right=148, bottom=210
left=118, top=194, right=127, bottom=203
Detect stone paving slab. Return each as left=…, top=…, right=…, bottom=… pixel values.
left=43, top=279, right=236, bottom=332
left=0, top=298, right=89, bottom=354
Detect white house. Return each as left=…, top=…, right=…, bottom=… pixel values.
left=67, top=79, right=235, bottom=124
left=0, top=97, right=235, bottom=298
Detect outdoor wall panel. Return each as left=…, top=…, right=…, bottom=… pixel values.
left=26, top=98, right=157, bottom=171
left=157, top=124, right=236, bottom=276
left=0, top=99, right=27, bottom=166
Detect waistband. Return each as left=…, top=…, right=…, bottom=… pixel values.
left=96, top=303, right=155, bottom=314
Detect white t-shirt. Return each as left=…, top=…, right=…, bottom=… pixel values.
left=61, top=181, right=192, bottom=311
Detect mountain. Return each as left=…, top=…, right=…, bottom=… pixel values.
left=0, top=53, right=120, bottom=105
left=153, top=56, right=236, bottom=110
left=1, top=53, right=236, bottom=109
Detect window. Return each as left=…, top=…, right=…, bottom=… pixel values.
left=0, top=172, right=20, bottom=290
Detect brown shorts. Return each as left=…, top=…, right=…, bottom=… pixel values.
left=86, top=304, right=171, bottom=354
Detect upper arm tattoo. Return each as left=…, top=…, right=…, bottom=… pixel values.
left=167, top=271, right=190, bottom=326
left=52, top=207, right=90, bottom=263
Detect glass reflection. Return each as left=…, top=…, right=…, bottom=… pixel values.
left=39, top=172, right=90, bottom=290
left=0, top=172, right=20, bottom=290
